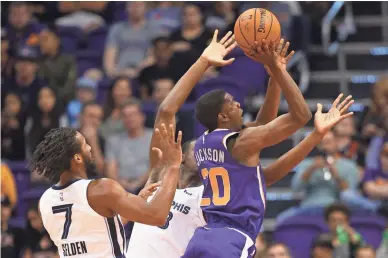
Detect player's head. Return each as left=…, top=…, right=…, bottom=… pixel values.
left=324, top=202, right=351, bottom=233
left=266, top=243, right=292, bottom=258
left=355, top=245, right=376, bottom=258
left=180, top=140, right=201, bottom=188
left=29, top=128, right=96, bottom=183
left=195, top=90, right=243, bottom=132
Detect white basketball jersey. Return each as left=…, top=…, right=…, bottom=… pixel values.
left=127, top=185, right=205, bottom=258
left=39, top=179, right=126, bottom=258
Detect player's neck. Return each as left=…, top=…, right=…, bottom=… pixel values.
left=58, top=171, right=87, bottom=186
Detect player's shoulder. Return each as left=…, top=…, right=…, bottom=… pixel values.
left=87, top=178, right=122, bottom=198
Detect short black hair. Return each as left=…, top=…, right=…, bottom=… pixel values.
left=152, top=36, right=171, bottom=47
left=195, top=89, right=226, bottom=132
left=81, top=101, right=102, bottom=114
left=324, top=203, right=351, bottom=221
left=29, top=128, right=81, bottom=183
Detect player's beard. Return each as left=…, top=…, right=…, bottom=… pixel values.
left=83, top=154, right=97, bottom=178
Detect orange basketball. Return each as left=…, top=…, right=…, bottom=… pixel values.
left=234, top=8, right=281, bottom=53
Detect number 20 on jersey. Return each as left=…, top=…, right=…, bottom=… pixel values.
left=200, top=167, right=231, bottom=206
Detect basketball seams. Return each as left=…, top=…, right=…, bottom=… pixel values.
left=238, top=15, right=253, bottom=49
left=265, top=13, right=274, bottom=40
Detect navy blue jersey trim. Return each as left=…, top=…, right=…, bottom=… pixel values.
left=51, top=179, right=82, bottom=190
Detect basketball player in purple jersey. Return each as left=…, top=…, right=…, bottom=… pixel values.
left=181, top=40, right=319, bottom=257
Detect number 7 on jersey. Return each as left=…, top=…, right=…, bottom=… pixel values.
left=52, top=204, right=73, bottom=239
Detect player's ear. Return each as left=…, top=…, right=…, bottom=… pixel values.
left=74, top=154, right=83, bottom=164
left=218, top=112, right=229, bottom=123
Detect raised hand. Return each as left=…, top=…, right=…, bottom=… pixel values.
left=152, top=123, right=183, bottom=167
left=314, top=94, right=355, bottom=135
left=245, top=38, right=293, bottom=69
left=200, top=30, right=237, bottom=67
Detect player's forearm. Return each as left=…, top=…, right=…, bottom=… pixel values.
left=254, top=78, right=281, bottom=125
left=264, top=130, right=323, bottom=186
left=269, top=65, right=312, bottom=124
left=158, top=57, right=209, bottom=115
left=147, top=165, right=180, bottom=224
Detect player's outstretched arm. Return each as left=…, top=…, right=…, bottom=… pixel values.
left=263, top=94, right=354, bottom=186
left=90, top=124, right=182, bottom=226
left=233, top=40, right=312, bottom=157
left=245, top=39, right=294, bottom=127
left=147, top=30, right=237, bottom=182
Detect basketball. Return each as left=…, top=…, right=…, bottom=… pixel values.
left=234, top=8, right=281, bottom=53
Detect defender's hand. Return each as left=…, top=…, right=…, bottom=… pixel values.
left=153, top=123, right=183, bottom=167
left=138, top=182, right=161, bottom=200
left=200, top=30, right=237, bottom=67
left=314, top=94, right=354, bottom=135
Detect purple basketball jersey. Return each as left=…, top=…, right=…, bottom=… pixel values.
left=194, top=129, right=267, bottom=241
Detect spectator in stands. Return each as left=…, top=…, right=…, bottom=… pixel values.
left=311, top=234, right=335, bottom=258
left=3, top=46, right=45, bottom=109
left=265, top=243, right=292, bottom=258
left=321, top=203, right=363, bottom=257
left=78, top=102, right=105, bottom=176
left=104, top=2, right=159, bottom=79
left=24, top=203, right=57, bottom=258
left=170, top=3, right=212, bottom=54
left=67, top=77, right=97, bottom=128
left=4, top=2, right=45, bottom=57
left=1, top=163, right=18, bottom=210
left=364, top=77, right=388, bottom=170
left=1, top=92, right=27, bottom=160
left=334, top=116, right=365, bottom=166
left=152, top=78, right=174, bottom=107
left=138, top=36, right=175, bottom=99
left=169, top=4, right=217, bottom=82
left=101, top=77, right=132, bottom=139
left=106, top=98, right=152, bottom=193
left=254, top=233, right=267, bottom=258
left=206, top=2, right=236, bottom=33
left=278, top=131, right=360, bottom=222
left=39, top=24, right=77, bottom=104
left=55, top=2, right=111, bottom=32
left=362, top=143, right=388, bottom=209
left=1, top=29, right=13, bottom=80
left=1, top=196, right=24, bottom=258
left=147, top=1, right=182, bottom=34
left=25, top=87, right=68, bottom=159
left=356, top=245, right=376, bottom=258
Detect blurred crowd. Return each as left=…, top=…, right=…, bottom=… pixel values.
left=1, top=1, right=388, bottom=258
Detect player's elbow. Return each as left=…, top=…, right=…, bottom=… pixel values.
left=292, top=108, right=312, bottom=125
left=157, top=103, right=175, bottom=117
left=149, top=213, right=167, bottom=226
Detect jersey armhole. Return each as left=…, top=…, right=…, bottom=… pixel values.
left=196, top=187, right=207, bottom=226
left=222, top=132, right=240, bottom=151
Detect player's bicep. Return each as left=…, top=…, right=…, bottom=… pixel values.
left=101, top=179, right=162, bottom=225
left=236, top=114, right=301, bottom=155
